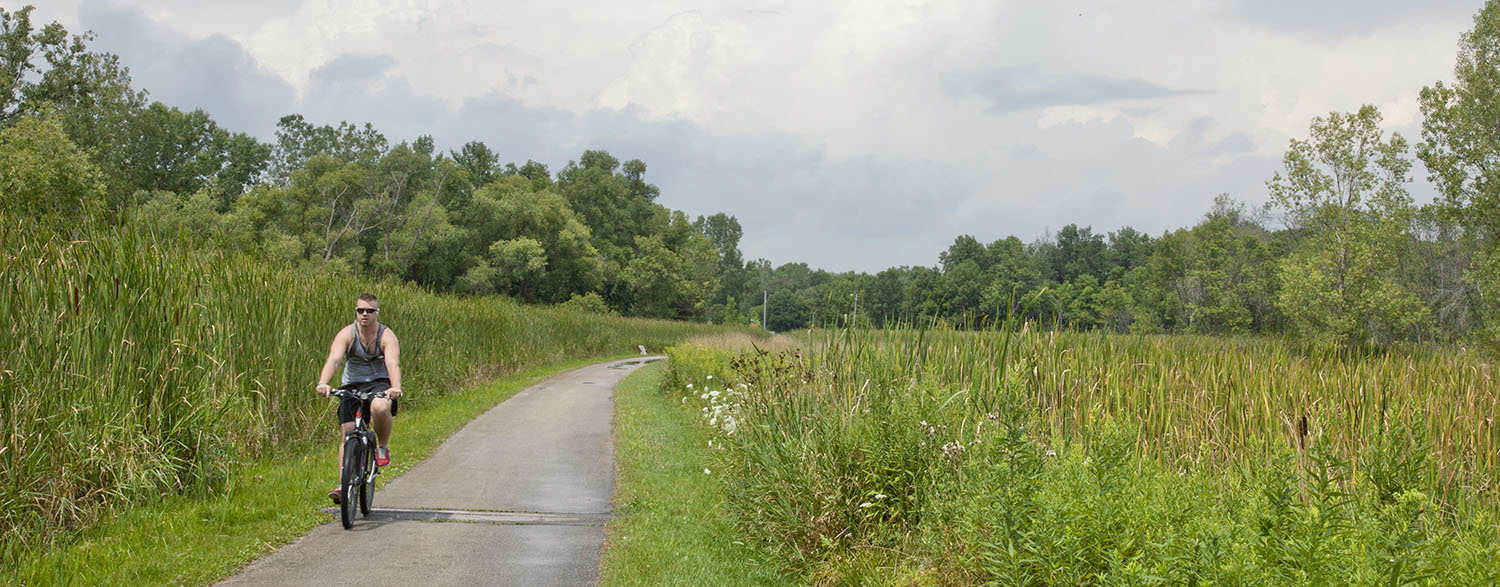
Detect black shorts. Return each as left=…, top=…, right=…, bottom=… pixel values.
left=336, top=379, right=399, bottom=425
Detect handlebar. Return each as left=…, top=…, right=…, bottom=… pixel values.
left=328, top=387, right=388, bottom=401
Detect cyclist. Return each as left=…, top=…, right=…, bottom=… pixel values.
left=315, top=292, right=404, bottom=504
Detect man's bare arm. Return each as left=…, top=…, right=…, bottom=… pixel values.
left=316, top=326, right=352, bottom=395
left=383, top=330, right=402, bottom=398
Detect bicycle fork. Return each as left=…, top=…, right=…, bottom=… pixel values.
left=352, top=405, right=380, bottom=482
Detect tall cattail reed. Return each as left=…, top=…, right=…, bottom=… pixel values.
left=0, top=217, right=714, bottom=561
left=1019, top=330, right=1498, bottom=503
left=666, top=317, right=1500, bottom=581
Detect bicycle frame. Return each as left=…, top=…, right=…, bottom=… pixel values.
left=348, top=399, right=379, bottom=482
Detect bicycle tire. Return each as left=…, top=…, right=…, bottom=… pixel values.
left=359, top=442, right=374, bottom=515
left=340, top=436, right=362, bottom=529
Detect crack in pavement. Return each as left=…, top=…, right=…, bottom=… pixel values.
left=322, top=507, right=613, bottom=526
left=609, top=357, right=663, bottom=370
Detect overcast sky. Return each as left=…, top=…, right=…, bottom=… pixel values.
left=9, top=0, right=1484, bottom=273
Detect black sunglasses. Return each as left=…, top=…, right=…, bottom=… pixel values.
left=356, top=308, right=378, bottom=314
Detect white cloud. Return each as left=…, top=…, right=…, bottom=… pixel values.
left=6, top=0, right=1483, bottom=272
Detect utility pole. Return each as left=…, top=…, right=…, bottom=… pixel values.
left=852, top=292, right=858, bottom=329
left=762, top=290, right=768, bottom=332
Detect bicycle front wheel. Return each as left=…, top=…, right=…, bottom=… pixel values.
left=360, top=431, right=377, bottom=515
left=340, top=436, right=363, bottom=529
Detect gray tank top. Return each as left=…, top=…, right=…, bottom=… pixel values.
left=341, top=323, right=389, bottom=385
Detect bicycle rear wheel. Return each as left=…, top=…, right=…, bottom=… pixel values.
left=340, top=436, right=362, bottom=529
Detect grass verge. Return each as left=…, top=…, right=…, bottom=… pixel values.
left=9, top=354, right=632, bottom=586
left=601, top=362, right=792, bottom=586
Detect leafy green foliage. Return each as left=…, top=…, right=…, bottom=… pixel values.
left=1420, top=0, right=1500, bottom=243
left=1, top=5, right=145, bottom=208
left=1270, top=105, right=1427, bottom=345
left=268, top=113, right=388, bottom=182
left=0, top=6, right=143, bottom=128
left=463, top=178, right=603, bottom=301
left=556, top=291, right=617, bottom=316
left=112, top=102, right=270, bottom=209
left=0, top=114, right=104, bottom=219
left=1420, top=0, right=1500, bottom=348
left=557, top=150, right=663, bottom=258
left=1361, top=416, right=1435, bottom=507
left=450, top=139, right=499, bottom=187
left=1129, top=200, right=1279, bottom=335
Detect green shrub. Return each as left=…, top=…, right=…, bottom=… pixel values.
left=1361, top=415, right=1435, bottom=506
left=558, top=291, right=617, bottom=316
left=662, top=342, right=733, bottom=393
left=0, top=115, right=106, bottom=220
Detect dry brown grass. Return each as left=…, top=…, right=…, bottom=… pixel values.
left=684, top=331, right=807, bottom=353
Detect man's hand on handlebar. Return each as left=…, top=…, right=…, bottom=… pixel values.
left=388, top=387, right=402, bottom=399
left=317, top=383, right=332, bottom=397
left=325, top=387, right=388, bottom=400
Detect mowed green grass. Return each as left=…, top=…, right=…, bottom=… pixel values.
left=602, top=362, right=792, bottom=587
left=9, top=355, right=628, bottom=586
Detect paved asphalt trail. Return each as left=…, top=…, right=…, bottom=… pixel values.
left=221, top=357, right=662, bottom=587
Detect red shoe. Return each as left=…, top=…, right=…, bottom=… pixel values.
left=375, top=446, right=390, bottom=467
left=328, top=487, right=343, bottom=504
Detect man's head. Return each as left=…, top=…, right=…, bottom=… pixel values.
left=356, top=293, right=379, bottom=325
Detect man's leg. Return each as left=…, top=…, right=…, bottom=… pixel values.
left=337, top=421, right=356, bottom=464
left=371, top=397, right=393, bottom=446
left=370, top=397, right=394, bottom=467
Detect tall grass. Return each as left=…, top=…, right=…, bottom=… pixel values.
left=0, top=217, right=714, bottom=561
left=1017, top=331, right=1498, bottom=504
left=602, top=363, right=794, bottom=586
left=662, top=323, right=1500, bottom=583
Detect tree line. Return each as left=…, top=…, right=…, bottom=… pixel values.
left=729, top=2, right=1500, bottom=348
left=0, top=5, right=750, bottom=322
left=7, top=2, right=1500, bottom=347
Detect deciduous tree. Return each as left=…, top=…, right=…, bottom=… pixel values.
left=0, top=114, right=104, bottom=219
left=1419, top=0, right=1500, bottom=344
left=1269, top=105, right=1426, bottom=344
left=269, top=114, right=387, bottom=183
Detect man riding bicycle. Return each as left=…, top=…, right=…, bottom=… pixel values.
left=316, top=292, right=404, bottom=504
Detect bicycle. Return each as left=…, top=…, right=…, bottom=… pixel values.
left=329, top=386, right=386, bottom=529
